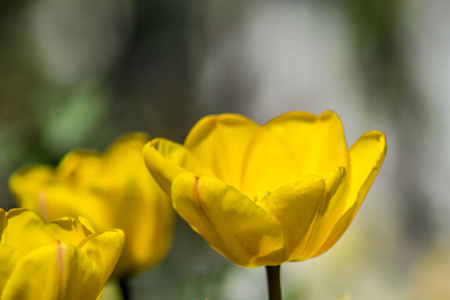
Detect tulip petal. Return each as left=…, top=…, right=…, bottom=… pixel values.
left=313, top=202, right=359, bottom=257
left=143, top=138, right=203, bottom=194
left=345, top=131, right=387, bottom=212
left=96, top=289, right=104, bottom=300
left=9, top=156, right=105, bottom=226
left=78, top=216, right=96, bottom=233
left=2, top=242, right=102, bottom=300
left=171, top=172, right=284, bottom=267
left=256, top=176, right=326, bottom=262
left=295, top=167, right=348, bottom=259
left=9, top=165, right=55, bottom=216
left=112, top=184, right=174, bottom=276
left=266, top=111, right=348, bottom=176
left=55, top=150, right=102, bottom=189
left=87, top=132, right=174, bottom=276
left=103, top=132, right=151, bottom=191
left=0, top=209, right=4, bottom=238
left=241, top=111, right=348, bottom=199
left=46, top=218, right=93, bottom=246
left=79, top=229, right=125, bottom=286
left=106, top=132, right=150, bottom=156
left=0, top=244, right=24, bottom=293
left=184, top=114, right=260, bottom=189
left=1, top=209, right=55, bottom=253
left=313, top=131, right=386, bottom=257
left=239, top=126, right=297, bottom=200
left=40, top=187, right=112, bottom=230
left=137, top=194, right=173, bottom=269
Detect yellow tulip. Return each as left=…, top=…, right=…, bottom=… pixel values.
left=143, top=111, right=386, bottom=268
left=10, top=132, right=174, bottom=276
left=0, top=208, right=124, bottom=300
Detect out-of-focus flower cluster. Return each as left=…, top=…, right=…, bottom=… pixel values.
left=9, top=132, right=175, bottom=277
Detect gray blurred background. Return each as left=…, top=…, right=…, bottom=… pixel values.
left=1, top=0, right=449, bottom=299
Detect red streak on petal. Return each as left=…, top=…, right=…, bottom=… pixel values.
left=193, top=176, right=206, bottom=215
left=56, top=241, right=65, bottom=300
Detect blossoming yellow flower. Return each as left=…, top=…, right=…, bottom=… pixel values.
left=9, top=132, right=174, bottom=277
left=143, top=111, right=386, bottom=268
left=0, top=208, right=124, bottom=300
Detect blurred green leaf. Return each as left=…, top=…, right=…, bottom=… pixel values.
left=33, top=83, right=107, bottom=157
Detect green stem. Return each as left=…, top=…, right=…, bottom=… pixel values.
left=119, top=277, right=131, bottom=300
left=265, top=265, right=282, bottom=300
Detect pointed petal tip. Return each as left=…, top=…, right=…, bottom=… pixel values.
left=318, top=110, right=338, bottom=119
left=358, top=130, right=387, bottom=160
left=262, top=110, right=344, bottom=128
left=361, top=130, right=386, bottom=139
left=142, top=138, right=194, bottom=195
left=315, top=129, right=387, bottom=258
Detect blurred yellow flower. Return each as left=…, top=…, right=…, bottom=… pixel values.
left=143, top=111, right=386, bottom=268
left=10, top=132, right=174, bottom=276
left=0, top=208, right=124, bottom=300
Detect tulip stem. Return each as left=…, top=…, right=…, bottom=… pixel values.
left=119, top=277, right=131, bottom=300
left=266, top=265, right=282, bottom=300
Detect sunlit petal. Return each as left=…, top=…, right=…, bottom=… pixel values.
left=2, top=242, right=102, bottom=300
left=79, top=229, right=125, bottom=286
left=345, top=131, right=387, bottom=212
left=256, top=176, right=326, bottom=262
left=241, top=111, right=348, bottom=199
left=313, top=202, right=359, bottom=257
left=313, top=131, right=386, bottom=257
left=1, top=209, right=55, bottom=252
left=171, top=172, right=284, bottom=267
left=294, top=167, right=347, bottom=260
left=0, top=244, right=24, bottom=293
left=143, top=138, right=203, bottom=195
left=184, top=114, right=260, bottom=189
left=263, top=111, right=348, bottom=177
left=46, top=218, right=93, bottom=246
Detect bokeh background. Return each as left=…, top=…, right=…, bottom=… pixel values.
left=1, top=0, right=449, bottom=299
